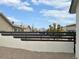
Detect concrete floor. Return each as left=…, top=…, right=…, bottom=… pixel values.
left=0, top=46, right=75, bottom=59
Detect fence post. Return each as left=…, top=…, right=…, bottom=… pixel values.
left=74, top=32, right=76, bottom=54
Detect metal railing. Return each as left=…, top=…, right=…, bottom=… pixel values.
left=0, top=31, right=76, bottom=54
left=1, top=32, right=76, bottom=41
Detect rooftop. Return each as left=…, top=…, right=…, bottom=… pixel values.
left=66, top=24, right=76, bottom=27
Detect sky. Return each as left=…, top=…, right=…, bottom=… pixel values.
left=0, top=0, right=76, bottom=29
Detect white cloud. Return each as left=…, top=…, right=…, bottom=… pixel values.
left=32, top=0, right=71, bottom=9
left=18, top=5, right=33, bottom=11
left=0, top=0, right=33, bottom=11
left=40, top=9, right=75, bottom=18
left=7, top=16, right=20, bottom=22
left=0, top=0, right=21, bottom=5
left=47, top=18, right=76, bottom=26
left=40, top=9, right=76, bottom=26
left=36, top=0, right=75, bottom=26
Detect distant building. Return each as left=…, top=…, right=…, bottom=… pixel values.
left=0, top=13, right=14, bottom=32
left=39, top=28, right=46, bottom=32
left=64, top=24, right=76, bottom=32
left=13, top=24, right=32, bottom=32
left=13, top=24, right=23, bottom=32
left=0, top=13, right=32, bottom=32
left=22, top=25, right=32, bottom=32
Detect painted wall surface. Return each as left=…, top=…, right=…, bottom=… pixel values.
left=66, top=26, right=76, bottom=32
left=0, top=16, right=14, bottom=32
left=0, top=34, right=74, bottom=53
left=76, top=1, right=79, bottom=59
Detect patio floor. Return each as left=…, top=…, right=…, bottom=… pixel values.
left=0, top=46, right=75, bottom=59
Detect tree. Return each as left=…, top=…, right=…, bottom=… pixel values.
left=60, top=26, right=64, bottom=32
left=32, top=26, right=35, bottom=32
left=47, top=25, right=53, bottom=32
left=53, top=23, right=56, bottom=30
left=47, top=23, right=64, bottom=32
left=32, top=26, right=38, bottom=32
left=53, top=23, right=57, bottom=32
left=57, top=24, right=61, bottom=32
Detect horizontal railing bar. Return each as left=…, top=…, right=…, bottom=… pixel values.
left=14, top=36, right=74, bottom=39
left=0, top=31, right=76, bottom=34
left=2, top=34, right=75, bottom=36
left=1, top=32, right=76, bottom=36
left=21, top=39, right=74, bottom=42
left=0, top=32, right=75, bottom=42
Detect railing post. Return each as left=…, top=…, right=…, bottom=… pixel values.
left=74, top=32, right=76, bottom=54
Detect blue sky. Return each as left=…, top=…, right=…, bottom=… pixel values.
left=0, top=0, right=76, bottom=29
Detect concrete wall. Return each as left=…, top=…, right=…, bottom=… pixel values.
left=76, top=1, right=79, bottom=59
left=0, top=16, right=14, bottom=32
left=0, top=33, right=74, bottom=53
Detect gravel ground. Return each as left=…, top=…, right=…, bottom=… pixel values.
left=0, top=46, right=75, bottom=59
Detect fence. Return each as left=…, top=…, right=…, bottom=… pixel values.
left=0, top=32, right=76, bottom=53
left=1, top=32, right=76, bottom=41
